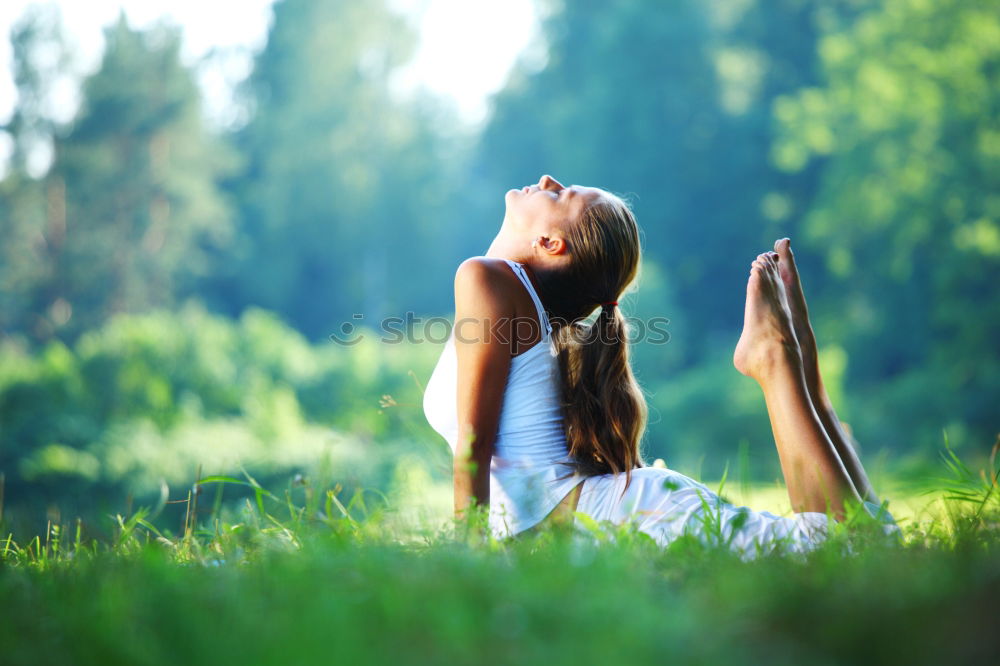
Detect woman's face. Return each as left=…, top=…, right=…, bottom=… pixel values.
left=504, top=174, right=604, bottom=235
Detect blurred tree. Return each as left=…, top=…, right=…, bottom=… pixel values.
left=0, top=305, right=442, bottom=530
left=1, top=12, right=234, bottom=342
left=217, top=0, right=461, bottom=338
left=1, top=4, right=72, bottom=176
left=0, top=6, right=71, bottom=340
left=773, top=0, right=1000, bottom=450
left=0, top=171, right=48, bottom=339
left=49, top=16, right=234, bottom=339
left=717, top=0, right=849, bottom=296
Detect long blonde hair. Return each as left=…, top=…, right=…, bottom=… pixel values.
left=535, top=192, right=646, bottom=486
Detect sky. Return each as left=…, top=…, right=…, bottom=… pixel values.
left=0, top=0, right=541, bottom=129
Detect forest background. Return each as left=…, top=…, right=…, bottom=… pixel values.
left=1, top=0, right=997, bottom=537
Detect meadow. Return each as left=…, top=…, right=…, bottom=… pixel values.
left=1, top=444, right=997, bottom=666
left=1, top=1, right=997, bottom=663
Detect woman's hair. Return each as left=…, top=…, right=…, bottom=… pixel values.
left=535, top=192, right=647, bottom=486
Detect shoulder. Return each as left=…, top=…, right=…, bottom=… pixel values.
left=455, top=256, right=515, bottom=287
left=454, top=257, right=520, bottom=309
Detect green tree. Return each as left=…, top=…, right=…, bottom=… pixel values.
left=773, top=0, right=1000, bottom=451
left=1, top=12, right=233, bottom=343
left=0, top=6, right=71, bottom=340
left=220, top=0, right=461, bottom=337
left=40, top=15, right=234, bottom=340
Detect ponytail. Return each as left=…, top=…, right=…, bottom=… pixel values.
left=534, top=194, right=646, bottom=488
left=553, top=305, right=646, bottom=485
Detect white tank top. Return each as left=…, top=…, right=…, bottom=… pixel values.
left=423, top=259, right=584, bottom=537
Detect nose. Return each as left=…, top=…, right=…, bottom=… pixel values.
left=538, top=174, right=564, bottom=191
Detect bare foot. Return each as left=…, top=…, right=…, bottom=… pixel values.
left=773, top=238, right=821, bottom=388
left=733, top=251, right=800, bottom=382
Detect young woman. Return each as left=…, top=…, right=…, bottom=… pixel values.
left=423, top=175, right=893, bottom=555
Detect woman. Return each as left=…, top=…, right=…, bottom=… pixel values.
left=423, top=175, right=893, bottom=556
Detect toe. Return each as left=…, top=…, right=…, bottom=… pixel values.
left=774, top=239, right=797, bottom=281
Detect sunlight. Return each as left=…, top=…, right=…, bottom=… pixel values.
left=0, top=0, right=540, bottom=127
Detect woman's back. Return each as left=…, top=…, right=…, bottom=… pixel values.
left=423, top=259, right=583, bottom=537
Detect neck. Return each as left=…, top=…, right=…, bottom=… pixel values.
left=485, top=229, right=533, bottom=264
left=485, top=223, right=570, bottom=278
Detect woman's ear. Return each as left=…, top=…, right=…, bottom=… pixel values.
left=538, top=236, right=567, bottom=256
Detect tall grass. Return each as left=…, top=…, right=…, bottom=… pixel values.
left=0, top=440, right=997, bottom=665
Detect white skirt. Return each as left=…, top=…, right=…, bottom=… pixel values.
left=573, top=467, right=892, bottom=558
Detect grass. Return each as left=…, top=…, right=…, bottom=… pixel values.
left=0, top=443, right=998, bottom=666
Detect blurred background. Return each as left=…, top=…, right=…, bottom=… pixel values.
left=0, top=0, right=997, bottom=537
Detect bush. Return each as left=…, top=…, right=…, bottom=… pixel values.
left=0, top=304, right=448, bottom=529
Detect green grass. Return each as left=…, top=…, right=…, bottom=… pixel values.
left=1, top=447, right=998, bottom=666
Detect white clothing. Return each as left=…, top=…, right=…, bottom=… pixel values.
left=422, top=258, right=895, bottom=553
left=576, top=469, right=897, bottom=558
left=575, top=467, right=831, bottom=558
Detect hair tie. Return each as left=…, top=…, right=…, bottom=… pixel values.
left=601, top=301, right=618, bottom=308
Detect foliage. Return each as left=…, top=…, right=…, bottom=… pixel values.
left=0, top=0, right=998, bottom=523
left=772, top=0, right=1000, bottom=452
left=215, top=0, right=466, bottom=336
left=0, top=305, right=447, bottom=535
left=1, top=11, right=234, bottom=342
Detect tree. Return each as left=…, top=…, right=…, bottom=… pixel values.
left=773, top=0, right=1000, bottom=450
left=0, top=6, right=71, bottom=340
left=219, top=0, right=461, bottom=338
left=49, top=15, right=233, bottom=338
left=1, top=11, right=234, bottom=342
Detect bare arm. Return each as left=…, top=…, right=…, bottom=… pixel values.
left=453, top=258, right=514, bottom=519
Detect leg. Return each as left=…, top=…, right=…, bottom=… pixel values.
left=773, top=238, right=878, bottom=503
left=734, top=252, right=862, bottom=518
